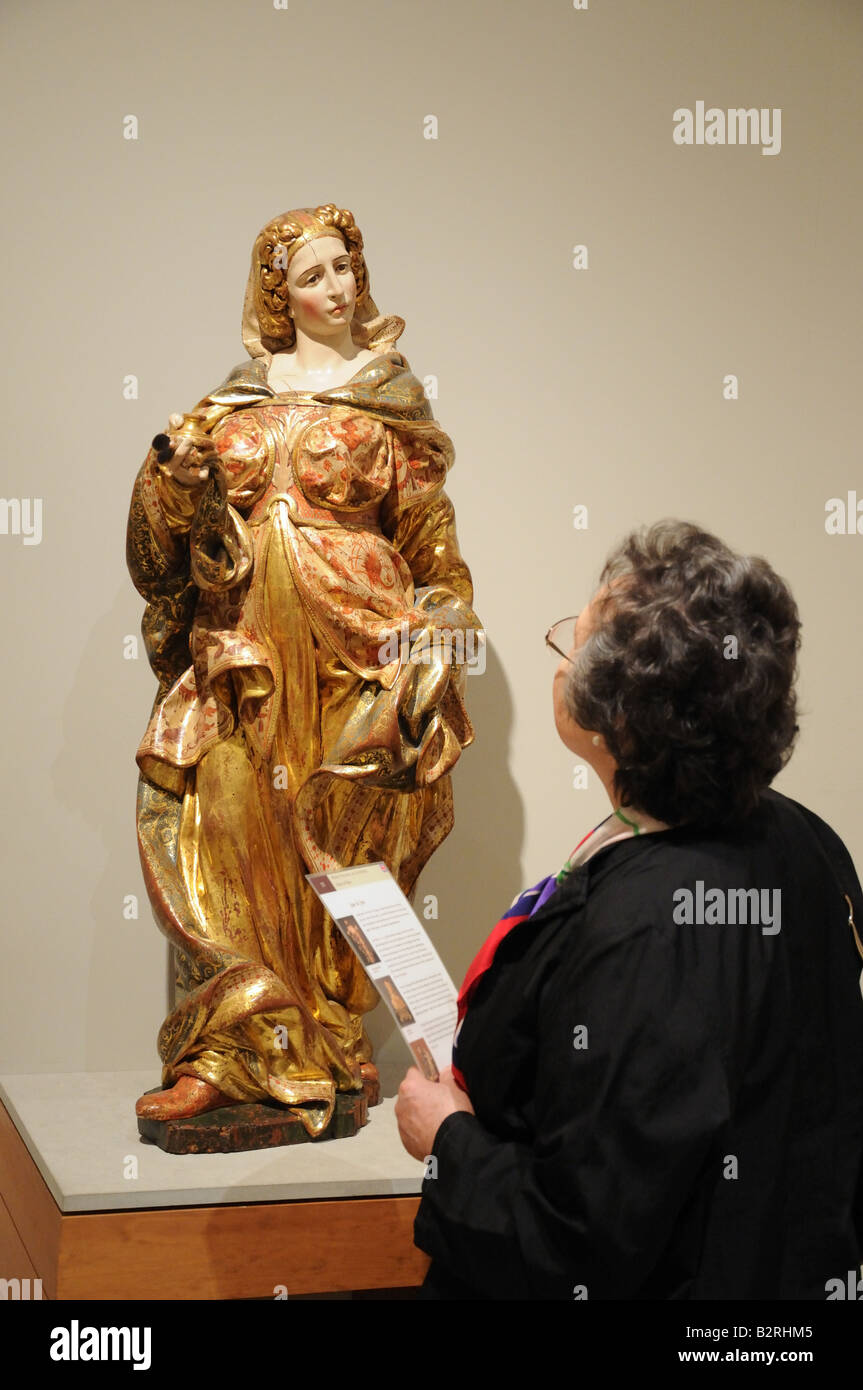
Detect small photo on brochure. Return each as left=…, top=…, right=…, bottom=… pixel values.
left=377, top=975, right=415, bottom=1027
left=307, top=873, right=337, bottom=895
left=337, top=914, right=380, bottom=967
left=410, top=1037, right=438, bottom=1079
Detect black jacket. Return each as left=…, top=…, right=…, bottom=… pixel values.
left=414, top=790, right=863, bottom=1299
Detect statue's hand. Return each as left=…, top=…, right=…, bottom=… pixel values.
left=152, top=412, right=215, bottom=488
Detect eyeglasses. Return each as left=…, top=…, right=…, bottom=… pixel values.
left=545, top=615, right=580, bottom=663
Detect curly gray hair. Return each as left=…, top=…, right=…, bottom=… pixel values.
left=565, top=520, right=801, bottom=825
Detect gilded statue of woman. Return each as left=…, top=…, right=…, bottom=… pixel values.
left=127, top=204, right=480, bottom=1137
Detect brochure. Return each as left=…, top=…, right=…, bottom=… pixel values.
left=306, top=863, right=458, bottom=1079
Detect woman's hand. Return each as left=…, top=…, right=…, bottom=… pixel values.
left=156, top=412, right=214, bottom=487
left=395, top=1064, right=475, bottom=1162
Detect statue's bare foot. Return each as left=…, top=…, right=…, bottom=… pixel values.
left=135, top=1076, right=233, bottom=1120
left=359, top=1061, right=381, bottom=1106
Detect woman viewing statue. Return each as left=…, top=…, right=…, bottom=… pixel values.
left=396, top=520, right=863, bottom=1299
left=127, top=203, right=480, bottom=1137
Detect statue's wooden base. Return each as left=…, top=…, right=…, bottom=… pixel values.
left=137, top=1076, right=382, bottom=1154
left=0, top=1094, right=426, bottom=1300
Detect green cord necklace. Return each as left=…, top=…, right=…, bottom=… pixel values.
left=555, top=807, right=642, bottom=885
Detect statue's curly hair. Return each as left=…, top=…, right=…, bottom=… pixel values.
left=252, top=203, right=370, bottom=352
left=565, top=520, right=802, bottom=826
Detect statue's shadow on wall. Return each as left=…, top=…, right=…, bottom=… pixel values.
left=369, top=641, right=523, bottom=1095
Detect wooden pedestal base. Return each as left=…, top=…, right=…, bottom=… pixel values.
left=0, top=1096, right=427, bottom=1300
left=137, top=1075, right=382, bottom=1154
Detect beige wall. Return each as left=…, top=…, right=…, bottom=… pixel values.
left=1, top=0, right=861, bottom=1088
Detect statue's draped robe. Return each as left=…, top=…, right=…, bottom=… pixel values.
left=127, top=351, right=478, bottom=1133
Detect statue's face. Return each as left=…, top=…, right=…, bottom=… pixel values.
left=285, top=235, right=357, bottom=337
